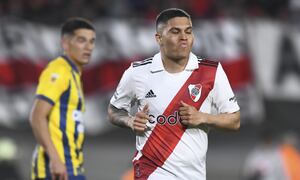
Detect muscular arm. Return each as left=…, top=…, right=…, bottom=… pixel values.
left=30, top=99, right=60, bottom=160
left=179, top=101, right=240, bottom=130
left=30, top=99, right=67, bottom=179
left=205, top=111, right=240, bottom=130
left=107, top=103, right=150, bottom=134
left=107, top=104, right=134, bottom=129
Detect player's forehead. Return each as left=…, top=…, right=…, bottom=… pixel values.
left=73, top=28, right=96, bottom=39
left=165, top=17, right=192, bottom=30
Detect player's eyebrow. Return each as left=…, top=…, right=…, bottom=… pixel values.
left=169, top=26, right=192, bottom=32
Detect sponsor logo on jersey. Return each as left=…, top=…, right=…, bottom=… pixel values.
left=188, top=84, right=202, bottom=102
left=148, top=111, right=180, bottom=125
left=145, top=89, right=157, bottom=98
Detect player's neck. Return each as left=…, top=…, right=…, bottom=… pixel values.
left=64, top=55, right=83, bottom=74
left=161, top=56, right=188, bottom=73
left=73, top=62, right=83, bottom=74
left=75, top=64, right=83, bottom=74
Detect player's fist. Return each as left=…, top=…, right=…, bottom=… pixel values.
left=131, top=104, right=150, bottom=135
left=50, top=158, right=68, bottom=180
left=179, top=101, right=207, bottom=127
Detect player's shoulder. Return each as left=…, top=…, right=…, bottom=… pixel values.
left=131, top=57, right=153, bottom=68
left=43, top=57, right=71, bottom=76
left=197, top=57, right=219, bottom=68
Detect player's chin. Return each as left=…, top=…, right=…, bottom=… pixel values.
left=80, top=57, right=91, bottom=64
left=176, top=48, right=190, bottom=55
left=176, top=53, right=189, bottom=60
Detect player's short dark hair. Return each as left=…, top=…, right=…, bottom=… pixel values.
left=61, top=17, right=95, bottom=37
left=156, top=8, right=191, bottom=31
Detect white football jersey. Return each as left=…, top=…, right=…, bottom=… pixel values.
left=110, top=52, right=240, bottom=180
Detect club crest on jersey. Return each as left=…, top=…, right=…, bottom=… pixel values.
left=188, top=84, right=202, bottom=102
left=50, top=73, right=59, bottom=82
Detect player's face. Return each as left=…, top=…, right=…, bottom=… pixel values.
left=63, top=29, right=96, bottom=67
left=156, top=17, right=194, bottom=62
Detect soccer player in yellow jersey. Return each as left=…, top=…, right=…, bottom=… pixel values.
left=30, top=18, right=96, bottom=180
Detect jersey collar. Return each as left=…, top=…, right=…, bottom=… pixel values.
left=61, top=55, right=79, bottom=73
left=150, top=52, right=199, bottom=73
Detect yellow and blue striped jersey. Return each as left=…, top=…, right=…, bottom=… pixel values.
left=31, top=56, right=85, bottom=179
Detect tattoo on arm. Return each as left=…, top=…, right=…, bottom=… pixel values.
left=108, top=104, right=132, bottom=128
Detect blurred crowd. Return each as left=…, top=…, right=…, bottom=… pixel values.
left=242, top=130, right=300, bottom=180
left=1, top=0, right=299, bottom=24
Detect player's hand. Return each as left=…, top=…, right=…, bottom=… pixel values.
left=179, top=101, right=207, bottom=127
left=50, top=158, right=68, bottom=180
left=130, top=104, right=151, bottom=135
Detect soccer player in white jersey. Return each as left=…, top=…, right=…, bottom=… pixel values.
left=108, top=8, right=240, bottom=180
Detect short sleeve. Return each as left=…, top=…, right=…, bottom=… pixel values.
left=212, top=63, right=240, bottom=113
left=36, top=65, right=70, bottom=105
left=110, top=65, right=134, bottom=112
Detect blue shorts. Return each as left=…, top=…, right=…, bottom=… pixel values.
left=35, top=175, right=85, bottom=180
left=68, top=175, right=85, bottom=180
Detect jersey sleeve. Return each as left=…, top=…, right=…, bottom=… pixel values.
left=110, top=65, right=134, bottom=112
left=35, top=65, right=70, bottom=105
left=212, top=63, right=240, bottom=113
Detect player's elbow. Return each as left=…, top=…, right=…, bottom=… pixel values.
left=29, top=112, right=41, bottom=131
left=29, top=111, right=36, bottom=128
left=29, top=108, right=46, bottom=130
left=231, top=111, right=240, bottom=130
left=107, top=104, right=116, bottom=124
left=233, top=119, right=240, bottom=130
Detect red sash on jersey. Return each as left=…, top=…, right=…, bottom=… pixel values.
left=134, top=61, right=218, bottom=179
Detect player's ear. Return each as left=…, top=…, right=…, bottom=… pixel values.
left=61, top=36, right=69, bottom=51
left=155, top=33, right=162, bottom=45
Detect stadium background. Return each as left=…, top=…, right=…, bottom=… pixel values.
left=0, top=0, right=300, bottom=179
